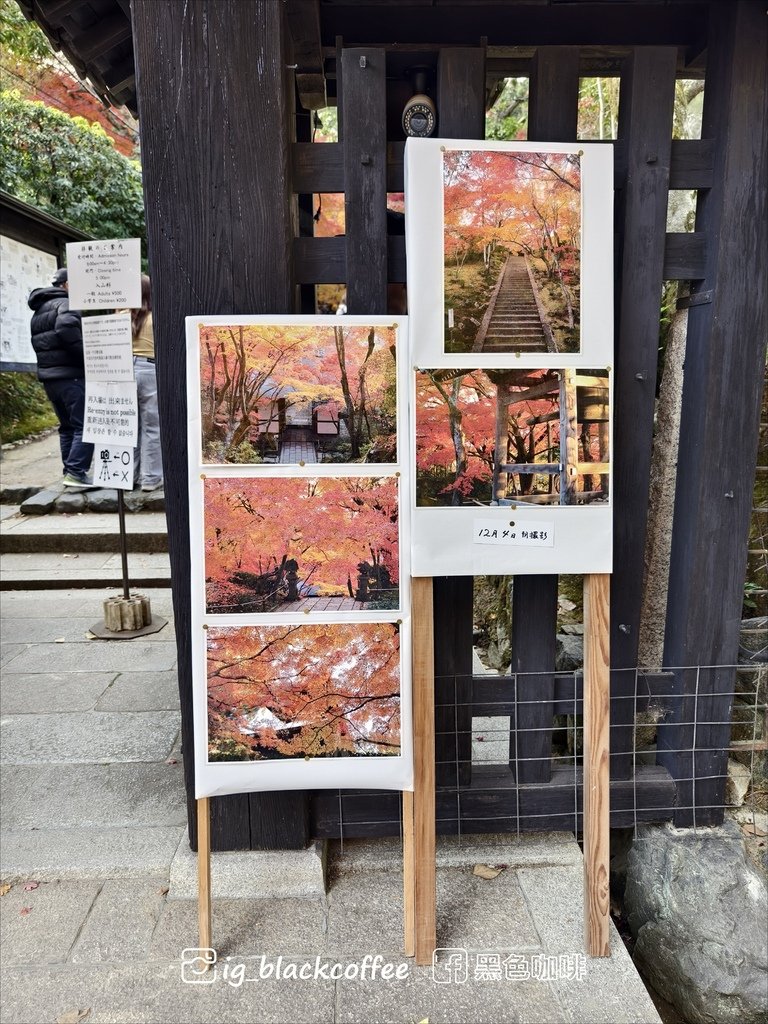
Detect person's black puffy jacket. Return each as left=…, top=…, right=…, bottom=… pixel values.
left=28, top=286, right=84, bottom=381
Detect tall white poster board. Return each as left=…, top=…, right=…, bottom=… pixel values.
left=405, top=138, right=614, bottom=576
left=186, top=315, right=412, bottom=798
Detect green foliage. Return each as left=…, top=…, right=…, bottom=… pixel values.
left=0, top=371, right=57, bottom=443
left=0, top=0, right=51, bottom=67
left=0, top=90, right=145, bottom=244
left=486, top=78, right=528, bottom=140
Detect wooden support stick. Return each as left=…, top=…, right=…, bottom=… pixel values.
left=583, top=574, right=611, bottom=957
left=412, top=576, right=436, bottom=966
left=402, top=789, right=415, bottom=957
left=197, top=797, right=212, bottom=957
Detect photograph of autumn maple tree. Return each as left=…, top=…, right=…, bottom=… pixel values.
left=416, top=368, right=610, bottom=506
left=442, top=149, right=581, bottom=355
left=200, top=323, right=397, bottom=465
left=204, top=476, right=400, bottom=613
left=207, top=623, right=401, bottom=761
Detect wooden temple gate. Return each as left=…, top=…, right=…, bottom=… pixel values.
left=125, top=0, right=767, bottom=849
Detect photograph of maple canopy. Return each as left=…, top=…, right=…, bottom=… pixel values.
left=207, top=622, right=401, bottom=762
left=442, top=149, right=581, bottom=355
left=199, top=322, right=398, bottom=464
left=204, top=476, right=399, bottom=613
left=415, top=367, right=610, bottom=507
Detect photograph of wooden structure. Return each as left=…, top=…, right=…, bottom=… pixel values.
left=29, top=0, right=762, bottom=867
left=415, top=367, right=609, bottom=507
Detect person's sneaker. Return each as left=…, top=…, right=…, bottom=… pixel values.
left=62, top=474, right=98, bottom=491
left=141, top=482, right=164, bottom=492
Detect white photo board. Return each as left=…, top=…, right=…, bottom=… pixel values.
left=186, top=315, right=412, bottom=798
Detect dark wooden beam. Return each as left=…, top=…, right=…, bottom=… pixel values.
left=69, top=11, right=131, bottom=62
left=132, top=0, right=309, bottom=852
left=287, top=0, right=326, bottom=109
left=102, top=55, right=135, bottom=94
left=510, top=45, right=580, bottom=787
left=611, top=47, right=677, bottom=779
left=341, top=47, right=387, bottom=312
left=661, top=0, right=768, bottom=827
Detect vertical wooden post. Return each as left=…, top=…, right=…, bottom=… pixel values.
left=583, top=575, right=610, bottom=957
left=197, top=797, right=212, bottom=955
left=412, top=576, right=436, bottom=966
left=402, top=790, right=415, bottom=957
left=492, top=384, right=510, bottom=502
left=559, top=369, right=578, bottom=505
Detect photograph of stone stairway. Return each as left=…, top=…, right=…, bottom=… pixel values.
left=473, top=255, right=555, bottom=354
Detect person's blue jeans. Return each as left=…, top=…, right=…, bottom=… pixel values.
left=42, top=377, right=94, bottom=481
left=133, top=357, right=163, bottom=487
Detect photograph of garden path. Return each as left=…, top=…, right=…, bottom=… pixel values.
left=443, top=149, right=581, bottom=354
left=204, top=476, right=399, bottom=613
left=415, top=367, right=610, bottom=506
left=199, top=322, right=398, bottom=464
left=207, top=622, right=401, bottom=762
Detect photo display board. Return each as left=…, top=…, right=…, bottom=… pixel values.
left=187, top=315, right=412, bottom=798
left=405, top=138, right=614, bottom=576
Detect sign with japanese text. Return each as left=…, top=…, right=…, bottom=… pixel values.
left=83, top=381, right=138, bottom=446
left=94, top=446, right=134, bottom=491
left=66, top=238, right=141, bottom=311
left=82, top=314, right=134, bottom=382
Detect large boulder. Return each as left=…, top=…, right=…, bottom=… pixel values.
left=625, top=821, right=768, bottom=1024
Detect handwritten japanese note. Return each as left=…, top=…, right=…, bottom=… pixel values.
left=473, top=517, right=555, bottom=548
left=66, top=238, right=141, bottom=310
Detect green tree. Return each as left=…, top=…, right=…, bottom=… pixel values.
left=0, top=90, right=145, bottom=243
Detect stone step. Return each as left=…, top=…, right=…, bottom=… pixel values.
left=1, top=510, right=168, bottom=555
left=0, top=550, right=172, bottom=590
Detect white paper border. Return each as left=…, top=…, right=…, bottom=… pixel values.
left=410, top=367, right=613, bottom=576
left=405, top=138, right=614, bottom=370
left=186, top=315, right=413, bottom=798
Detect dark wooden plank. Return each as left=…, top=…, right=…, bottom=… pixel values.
left=663, top=231, right=708, bottom=280
left=473, top=670, right=673, bottom=717
left=132, top=0, right=309, bottom=851
left=341, top=47, right=387, bottom=313
left=431, top=49, right=486, bottom=793
left=510, top=575, right=558, bottom=783
left=294, top=236, right=345, bottom=283
left=528, top=46, right=580, bottom=141
left=286, top=0, right=326, bottom=109
left=309, top=766, right=676, bottom=838
left=436, top=47, right=486, bottom=139
left=292, top=142, right=344, bottom=193
left=508, top=46, right=580, bottom=788
left=669, top=139, right=714, bottom=189
left=611, top=46, right=677, bottom=780
left=434, top=577, right=474, bottom=788
left=661, top=0, right=768, bottom=827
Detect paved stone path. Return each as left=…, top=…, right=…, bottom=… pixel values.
left=280, top=595, right=366, bottom=612
left=279, top=427, right=317, bottom=464
left=476, top=255, right=548, bottom=353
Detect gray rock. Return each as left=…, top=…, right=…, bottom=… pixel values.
left=53, top=491, right=86, bottom=513
left=625, top=822, right=768, bottom=1024
left=122, top=489, right=146, bottom=512
left=85, top=489, right=119, bottom=512
left=556, top=632, right=583, bottom=671
left=19, top=488, right=60, bottom=516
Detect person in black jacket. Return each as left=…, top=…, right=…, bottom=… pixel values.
left=28, top=267, right=95, bottom=489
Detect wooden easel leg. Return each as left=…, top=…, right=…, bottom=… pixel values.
left=197, top=797, right=212, bottom=958
left=402, top=789, right=415, bottom=957
left=583, top=574, right=611, bottom=957
left=412, top=577, right=436, bottom=966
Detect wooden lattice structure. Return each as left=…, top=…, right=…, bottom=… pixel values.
left=29, top=0, right=760, bottom=850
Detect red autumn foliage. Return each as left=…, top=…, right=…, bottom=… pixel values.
left=207, top=622, right=401, bottom=761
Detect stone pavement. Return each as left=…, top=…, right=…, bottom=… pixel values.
left=0, top=435, right=662, bottom=1023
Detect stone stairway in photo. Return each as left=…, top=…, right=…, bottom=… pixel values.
left=475, top=255, right=551, bottom=354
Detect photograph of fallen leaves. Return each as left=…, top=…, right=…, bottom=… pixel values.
left=204, top=476, right=400, bottom=613
left=206, top=622, right=401, bottom=762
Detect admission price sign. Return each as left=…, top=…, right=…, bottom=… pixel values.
left=82, top=314, right=134, bottom=382
left=83, top=381, right=138, bottom=446
left=66, top=238, right=141, bottom=310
